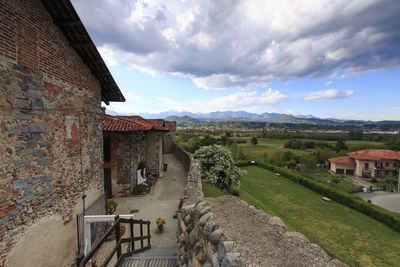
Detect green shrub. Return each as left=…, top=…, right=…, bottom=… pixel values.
left=257, top=162, right=400, bottom=232
left=107, top=200, right=118, bottom=214
left=235, top=160, right=250, bottom=167
left=195, top=145, right=246, bottom=191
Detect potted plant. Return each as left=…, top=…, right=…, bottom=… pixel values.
left=156, top=217, right=166, bottom=233
left=105, top=200, right=126, bottom=240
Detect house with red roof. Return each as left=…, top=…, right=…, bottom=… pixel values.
left=328, top=149, right=400, bottom=178
left=102, top=112, right=175, bottom=197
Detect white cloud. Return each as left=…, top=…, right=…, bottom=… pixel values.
left=391, top=107, right=400, bottom=111
left=156, top=88, right=286, bottom=112
left=325, top=80, right=333, bottom=86
left=123, top=92, right=142, bottom=102
left=157, top=97, right=180, bottom=106
left=304, top=89, right=355, bottom=101
left=73, top=0, right=400, bottom=90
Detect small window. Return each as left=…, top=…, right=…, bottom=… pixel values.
left=376, top=162, right=382, bottom=168
left=385, top=162, right=389, bottom=167
left=385, top=170, right=389, bottom=176
left=364, top=163, right=369, bottom=169
left=394, top=162, right=398, bottom=168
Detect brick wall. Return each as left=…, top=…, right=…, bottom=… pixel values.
left=0, top=0, right=104, bottom=261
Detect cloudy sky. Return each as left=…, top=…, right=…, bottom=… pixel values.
left=72, top=0, right=400, bottom=120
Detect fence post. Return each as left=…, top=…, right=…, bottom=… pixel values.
left=140, top=220, right=144, bottom=249
left=115, top=215, right=121, bottom=259
left=130, top=219, right=134, bottom=252
left=147, top=222, right=151, bottom=248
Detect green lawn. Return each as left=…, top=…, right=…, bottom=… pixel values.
left=230, top=137, right=309, bottom=160
left=301, top=170, right=361, bottom=193
left=201, top=181, right=226, bottom=197
left=203, top=166, right=400, bottom=267
left=230, top=137, right=385, bottom=158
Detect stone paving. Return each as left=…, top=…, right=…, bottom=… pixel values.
left=92, top=153, right=187, bottom=264
left=113, top=153, right=187, bottom=247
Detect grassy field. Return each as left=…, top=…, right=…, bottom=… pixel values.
left=301, top=170, right=361, bottom=193
left=203, top=166, right=400, bottom=267
left=231, top=137, right=309, bottom=160
left=231, top=137, right=385, bottom=154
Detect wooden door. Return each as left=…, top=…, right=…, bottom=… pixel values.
left=104, top=168, right=112, bottom=198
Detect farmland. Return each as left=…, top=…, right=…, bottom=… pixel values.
left=203, top=166, right=400, bottom=267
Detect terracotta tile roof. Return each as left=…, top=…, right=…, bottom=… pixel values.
left=102, top=114, right=169, bottom=132
left=148, top=119, right=167, bottom=129
left=165, top=121, right=176, bottom=131
left=328, top=156, right=355, bottom=164
left=120, top=116, right=168, bottom=131
left=347, top=149, right=400, bottom=160
left=102, top=114, right=149, bottom=132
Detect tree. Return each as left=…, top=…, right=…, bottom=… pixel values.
left=335, top=140, right=348, bottom=152
left=251, top=136, right=258, bottom=145
left=194, top=145, right=246, bottom=190
left=348, top=130, right=363, bottom=140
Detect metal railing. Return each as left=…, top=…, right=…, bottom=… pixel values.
left=79, top=216, right=151, bottom=267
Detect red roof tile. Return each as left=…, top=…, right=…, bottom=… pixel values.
left=328, top=156, right=355, bottom=164
left=102, top=114, right=149, bottom=132
left=165, top=121, right=176, bottom=131
left=347, top=149, right=400, bottom=160
left=102, top=114, right=169, bottom=132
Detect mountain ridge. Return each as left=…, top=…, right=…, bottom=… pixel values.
left=105, top=109, right=400, bottom=125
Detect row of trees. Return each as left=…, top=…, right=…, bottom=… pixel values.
left=284, top=139, right=348, bottom=152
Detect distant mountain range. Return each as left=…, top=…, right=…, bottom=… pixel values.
left=106, top=110, right=400, bottom=125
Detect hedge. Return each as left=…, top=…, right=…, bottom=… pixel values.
left=243, top=162, right=400, bottom=232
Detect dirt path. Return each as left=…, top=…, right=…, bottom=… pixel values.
left=113, top=153, right=187, bottom=247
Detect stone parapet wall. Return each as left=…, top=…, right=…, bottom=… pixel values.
left=175, top=145, right=346, bottom=266
left=173, top=144, right=192, bottom=173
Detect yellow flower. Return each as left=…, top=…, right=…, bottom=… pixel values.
left=156, top=217, right=165, bottom=224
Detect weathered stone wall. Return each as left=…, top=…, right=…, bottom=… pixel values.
left=104, top=131, right=146, bottom=196
left=175, top=145, right=346, bottom=266
left=0, top=0, right=104, bottom=262
left=163, top=121, right=176, bottom=154
left=145, top=131, right=163, bottom=177
left=173, top=143, right=192, bottom=173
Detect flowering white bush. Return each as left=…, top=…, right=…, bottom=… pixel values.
left=194, top=145, right=246, bottom=190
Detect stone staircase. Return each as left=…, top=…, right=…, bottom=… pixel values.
left=117, top=247, right=177, bottom=267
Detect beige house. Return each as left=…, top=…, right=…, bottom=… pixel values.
left=328, top=149, right=400, bottom=178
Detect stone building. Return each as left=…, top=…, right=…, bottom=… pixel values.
left=163, top=121, right=177, bottom=154
left=102, top=114, right=174, bottom=197
left=0, top=0, right=124, bottom=265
